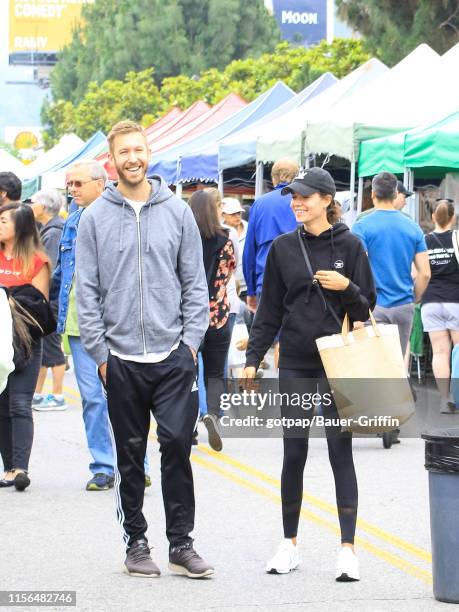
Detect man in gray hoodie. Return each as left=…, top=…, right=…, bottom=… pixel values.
left=76, top=121, right=212, bottom=579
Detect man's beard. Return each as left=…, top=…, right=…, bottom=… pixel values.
left=116, top=162, right=147, bottom=186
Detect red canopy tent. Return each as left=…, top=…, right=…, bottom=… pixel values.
left=151, top=93, right=246, bottom=155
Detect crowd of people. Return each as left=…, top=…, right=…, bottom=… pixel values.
left=0, top=120, right=458, bottom=581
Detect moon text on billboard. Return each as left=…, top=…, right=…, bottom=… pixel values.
left=272, top=0, right=327, bottom=46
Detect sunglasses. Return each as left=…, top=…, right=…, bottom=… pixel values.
left=66, top=179, right=98, bottom=189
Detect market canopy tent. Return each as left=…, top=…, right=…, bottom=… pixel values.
left=176, top=82, right=295, bottom=183
left=149, top=94, right=246, bottom=163
left=404, top=111, right=459, bottom=172
left=148, top=93, right=250, bottom=182
left=144, top=107, right=183, bottom=138
left=358, top=131, right=406, bottom=177
left=218, top=72, right=337, bottom=172
left=256, top=58, right=388, bottom=164
left=147, top=101, right=211, bottom=151
left=23, top=134, right=84, bottom=180
left=302, top=44, right=443, bottom=163
left=358, top=45, right=459, bottom=177
left=0, top=149, right=27, bottom=178
left=35, top=131, right=107, bottom=189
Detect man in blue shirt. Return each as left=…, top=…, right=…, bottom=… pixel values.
left=243, top=159, right=299, bottom=312
left=352, top=172, right=431, bottom=357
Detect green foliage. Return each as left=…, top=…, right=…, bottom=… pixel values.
left=42, top=39, right=371, bottom=148
left=51, top=0, right=280, bottom=104
left=0, top=141, right=22, bottom=160
left=42, top=69, right=161, bottom=146
left=336, top=0, right=459, bottom=65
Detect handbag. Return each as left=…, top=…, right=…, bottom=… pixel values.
left=316, top=312, right=415, bottom=433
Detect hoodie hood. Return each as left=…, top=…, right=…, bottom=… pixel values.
left=103, top=176, right=174, bottom=207
left=101, top=176, right=175, bottom=253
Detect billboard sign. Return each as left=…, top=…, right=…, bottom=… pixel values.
left=9, top=0, right=95, bottom=55
left=272, top=0, right=327, bottom=46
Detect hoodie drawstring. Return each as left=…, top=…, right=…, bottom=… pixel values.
left=145, top=202, right=153, bottom=253
left=330, top=225, right=336, bottom=270
left=119, top=201, right=126, bottom=252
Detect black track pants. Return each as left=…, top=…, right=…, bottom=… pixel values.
left=106, top=342, right=199, bottom=549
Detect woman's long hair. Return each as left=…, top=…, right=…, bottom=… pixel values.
left=8, top=295, right=33, bottom=361
left=189, top=190, right=226, bottom=239
left=0, top=203, right=44, bottom=278
left=318, top=193, right=342, bottom=225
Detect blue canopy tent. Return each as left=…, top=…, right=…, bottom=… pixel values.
left=148, top=82, right=294, bottom=184
left=218, top=72, right=337, bottom=172
left=21, top=131, right=107, bottom=193
left=43, top=131, right=107, bottom=174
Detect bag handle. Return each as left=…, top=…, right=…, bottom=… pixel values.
left=341, top=311, right=381, bottom=343
left=296, top=228, right=342, bottom=328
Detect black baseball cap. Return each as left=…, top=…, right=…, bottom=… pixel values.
left=396, top=180, right=413, bottom=197
left=281, top=167, right=336, bottom=198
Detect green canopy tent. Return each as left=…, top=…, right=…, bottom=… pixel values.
left=404, top=111, right=459, bottom=172
left=358, top=131, right=406, bottom=177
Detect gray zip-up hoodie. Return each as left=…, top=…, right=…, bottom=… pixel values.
left=75, top=177, right=209, bottom=367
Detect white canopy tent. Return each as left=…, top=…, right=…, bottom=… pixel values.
left=23, top=134, right=84, bottom=180
left=255, top=57, right=389, bottom=165
left=0, top=149, right=27, bottom=179
left=302, top=44, right=447, bottom=165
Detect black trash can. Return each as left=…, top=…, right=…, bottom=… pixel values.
left=422, top=428, right=459, bottom=603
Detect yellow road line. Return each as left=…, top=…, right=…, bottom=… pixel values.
left=196, top=446, right=432, bottom=564
left=51, top=379, right=432, bottom=566
left=192, top=454, right=432, bottom=586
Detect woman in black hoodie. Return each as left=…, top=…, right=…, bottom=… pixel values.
left=243, top=168, right=376, bottom=581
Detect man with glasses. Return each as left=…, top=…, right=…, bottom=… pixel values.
left=51, top=161, right=118, bottom=491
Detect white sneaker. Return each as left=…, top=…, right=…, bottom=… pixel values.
left=336, top=547, right=360, bottom=582
left=266, top=539, right=300, bottom=574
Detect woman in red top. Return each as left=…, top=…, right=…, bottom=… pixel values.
left=189, top=190, right=235, bottom=452
left=0, top=202, right=50, bottom=491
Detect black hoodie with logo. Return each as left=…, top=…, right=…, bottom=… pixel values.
left=245, top=222, right=376, bottom=371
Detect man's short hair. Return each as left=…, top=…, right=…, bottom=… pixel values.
left=107, top=120, right=147, bottom=152
left=32, top=189, right=62, bottom=216
left=0, top=172, right=22, bottom=201
left=271, top=159, right=299, bottom=186
left=71, top=160, right=107, bottom=183
left=372, top=172, right=397, bottom=201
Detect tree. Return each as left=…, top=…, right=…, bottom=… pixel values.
left=42, top=39, right=371, bottom=147
left=336, top=0, right=459, bottom=65
left=51, top=0, right=280, bottom=104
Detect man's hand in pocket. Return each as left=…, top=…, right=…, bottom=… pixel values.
left=99, top=362, right=107, bottom=385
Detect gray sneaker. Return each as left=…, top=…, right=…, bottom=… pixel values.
left=202, top=414, right=222, bottom=452
left=124, top=539, right=161, bottom=578
left=169, top=543, right=214, bottom=578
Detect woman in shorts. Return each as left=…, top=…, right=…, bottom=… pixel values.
left=421, top=199, right=459, bottom=413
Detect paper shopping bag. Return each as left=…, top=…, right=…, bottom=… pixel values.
left=315, top=312, right=415, bottom=433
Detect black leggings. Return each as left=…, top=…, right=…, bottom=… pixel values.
left=0, top=340, right=42, bottom=472
left=279, top=368, right=358, bottom=544
left=200, top=320, right=232, bottom=417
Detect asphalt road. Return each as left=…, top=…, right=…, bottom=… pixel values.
left=0, top=363, right=455, bottom=612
